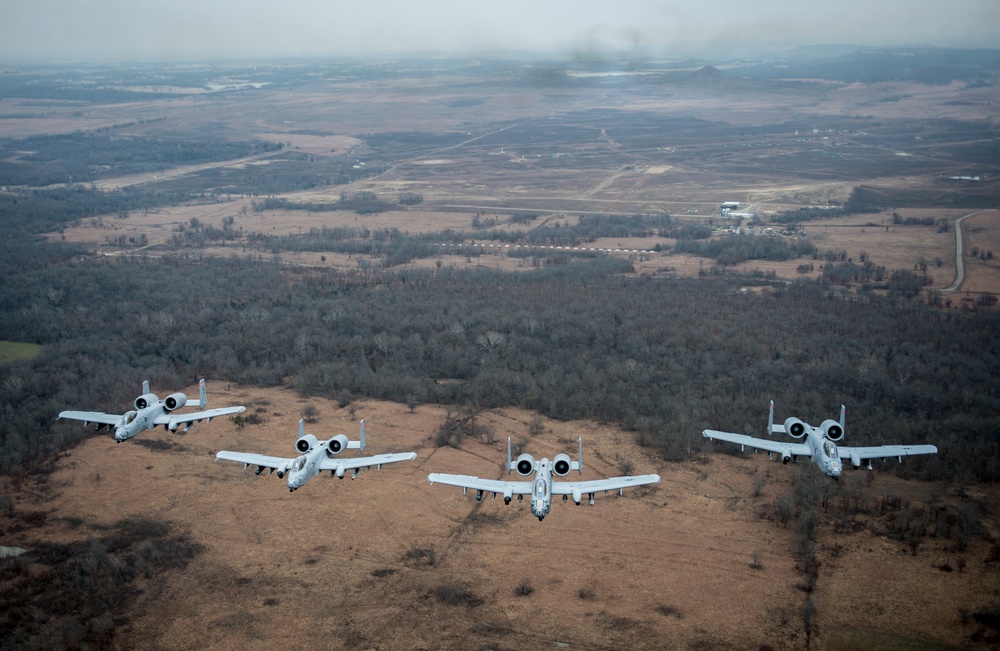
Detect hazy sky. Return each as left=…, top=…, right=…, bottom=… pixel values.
left=2, top=0, right=998, bottom=61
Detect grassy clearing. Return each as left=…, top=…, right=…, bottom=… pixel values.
left=0, top=341, right=42, bottom=363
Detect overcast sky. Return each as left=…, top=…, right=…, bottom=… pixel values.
left=2, top=0, right=998, bottom=62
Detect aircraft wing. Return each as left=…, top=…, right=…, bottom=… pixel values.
left=427, top=473, right=533, bottom=495
left=58, top=411, right=122, bottom=426
left=153, top=406, right=246, bottom=427
left=551, top=474, right=660, bottom=495
left=319, top=452, right=417, bottom=471
left=838, top=444, right=938, bottom=462
left=702, top=430, right=811, bottom=457
left=216, top=450, right=292, bottom=474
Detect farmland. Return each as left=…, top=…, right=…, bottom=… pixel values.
left=2, top=49, right=999, bottom=649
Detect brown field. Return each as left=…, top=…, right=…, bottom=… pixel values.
left=7, top=58, right=1000, bottom=649
left=739, top=209, right=969, bottom=289
left=26, top=62, right=997, bottom=297
left=957, top=211, right=1000, bottom=294
left=6, top=384, right=999, bottom=650
left=53, top=203, right=1000, bottom=296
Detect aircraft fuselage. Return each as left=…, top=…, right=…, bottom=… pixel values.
left=287, top=451, right=322, bottom=491
left=530, top=458, right=554, bottom=520
left=804, top=429, right=843, bottom=478
left=114, top=406, right=163, bottom=442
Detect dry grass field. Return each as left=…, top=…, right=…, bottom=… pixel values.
left=28, top=61, right=997, bottom=298
left=7, top=56, right=1000, bottom=649
left=957, top=211, right=1000, bottom=294
left=52, top=203, right=1000, bottom=296
left=5, top=384, right=998, bottom=650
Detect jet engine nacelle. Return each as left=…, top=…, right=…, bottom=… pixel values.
left=163, top=392, right=188, bottom=412
left=295, top=434, right=318, bottom=454
left=552, top=453, right=572, bottom=477
left=821, top=419, right=844, bottom=441
left=515, top=453, right=536, bottom=476
left=135, top=393, right=158, bottom=410
left=784, top=417, right=807, bottom=439
left=326, top=434, right=350, bottom=456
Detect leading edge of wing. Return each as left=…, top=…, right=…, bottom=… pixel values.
left=702, top=429, right=811, bottom=456
left=58, top=411, right=122, bottom=425
left=158, top=406, right=246, bottom=425
left=319, top=452, right=416, bottom=471
left=215, top=450, right=290, bottom=470
left=551, top=474, right=660, bottom=495
left=427, top=473, right=532, bottom=495
left=838, top=444, right=938, bottom=460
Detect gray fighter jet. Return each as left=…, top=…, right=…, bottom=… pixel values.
left=429, top=437, right=660, bottom=521
left=216, top=419, right=416, bottom=491
left=59, top=379, right=245, bottom=442
left=703, top=401, right=938, bottom=479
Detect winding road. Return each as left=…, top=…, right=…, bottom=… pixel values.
left=941, top=210, right=991, bottom=293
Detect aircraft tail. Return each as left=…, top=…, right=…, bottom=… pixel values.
left=197, top=379, right=207, bottom=410
left=840, top=404, right=846, bottom=438
left=768, top=400, right=785, bottom=436
left=507, top=437, right=513, bottom=474
left=575, top=437, right=583, bottom=475
left=142, top=380, right=150, bottom=395
left=299, top=419, right=305, bottom=438
left=342, top=419, right=366, bottom=450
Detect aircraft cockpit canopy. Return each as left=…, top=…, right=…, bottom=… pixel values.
left=534, top=478, right=548, bottom=498
left=292, top=455, right=307, bottom=472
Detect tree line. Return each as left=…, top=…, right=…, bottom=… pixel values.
left=235, top=213, right=807, bottom=267
left=0, top=133, right=282, bottom=187
left=0, top=246, right=996, bottom=483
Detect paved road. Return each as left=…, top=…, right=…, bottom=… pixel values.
left=941, top=210, right=991, bottom=293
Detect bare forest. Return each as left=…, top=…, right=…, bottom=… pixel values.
left=1, top=50, right=1000, bottom=649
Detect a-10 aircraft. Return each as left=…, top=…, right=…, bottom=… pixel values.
left=428, top=437, right=660, bottom=521
left=59, top=379, right=246, bottom=442
left=216, top=419, right=416, bottom=491
left=702, top=401, right=939, bottom=479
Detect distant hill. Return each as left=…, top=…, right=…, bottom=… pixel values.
left=732, top=46, right=1000, bottom=84
left=678, top=65, right=750, bottom=90
left=788, top=44, right=865, bottom=59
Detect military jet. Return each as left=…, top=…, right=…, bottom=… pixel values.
left=59, top=379, right=245, bottom=442
left=216, top=419, right=416, bottom=491
left=702, top=400, right=938, bottom=479
left=428, top=437, right=660, bottom=521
